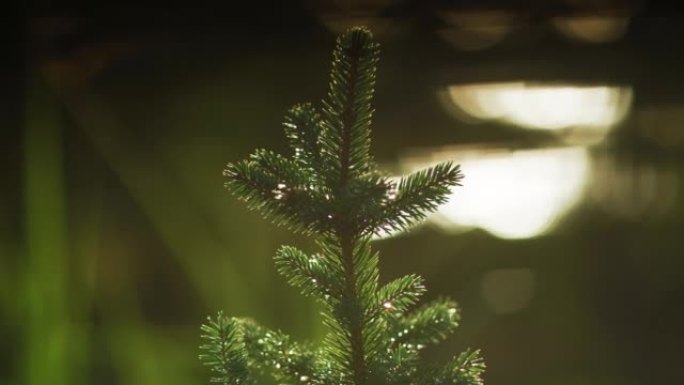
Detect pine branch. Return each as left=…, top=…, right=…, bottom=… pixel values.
left=370, top=342, right=420, bottom=385
left=274, top=245, right=343, bottom=303
left=199, top=312, right=250, bottom=385
left=240, top=319, right=319, bottom=385
left=319, top=27, right=379, bottom=186
left=392, top=298, right=461, bottom=347
left=373, top=162, right=463, bottom=234
left=370, top=274, right=426, bottom=320
left=223, top=156, right=325, bottom=234
left=424, top=349, right=485, bottom=385
left=283, top=103, right=323, bottom=173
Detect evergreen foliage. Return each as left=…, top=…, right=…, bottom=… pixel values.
left=201, top=27, right=484, bottom=385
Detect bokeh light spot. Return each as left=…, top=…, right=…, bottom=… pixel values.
left=481, top=268, right=535, bottom=314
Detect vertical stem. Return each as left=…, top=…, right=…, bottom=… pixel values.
left=340, top=231, right=366, bottom=385
left=336, top=37, right=366, bottom=385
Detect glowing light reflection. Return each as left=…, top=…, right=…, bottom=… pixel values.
left=445, top=83, right=632, bottom=144
left=401, top=146, right=591, bottom=239
left=553, top=16, right=630, bottom=44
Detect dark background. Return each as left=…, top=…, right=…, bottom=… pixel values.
left=3, top=1, right=684, bottom=384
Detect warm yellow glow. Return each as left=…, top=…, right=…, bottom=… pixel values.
left=553, top=15, right=630, bottom=43
left=401, top=146, right=591, bottom=239
left=445, top=83, right=632, bottom=144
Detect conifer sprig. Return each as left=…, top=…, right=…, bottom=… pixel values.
left=199, top=312, right=250, bottom=385
left=202, top=26, right=484, bottom=385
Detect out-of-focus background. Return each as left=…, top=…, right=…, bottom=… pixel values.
left=3, top=0, right=684, bottom=384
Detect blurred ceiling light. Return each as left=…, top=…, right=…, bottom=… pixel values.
left=553, top=15, right=630, bottom=43
left=444, top=82, right=632, bottom=144
left=438, top=11, right=512, bottom=51
left=401, top=146, right=591, bottom=239
left=481, top=268, right=535, bottom=314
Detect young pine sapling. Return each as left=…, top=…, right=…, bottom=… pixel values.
left=200, top=27, right=485, bottom=385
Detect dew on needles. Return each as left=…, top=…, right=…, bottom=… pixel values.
left=199, top=26, right=483, bottom=385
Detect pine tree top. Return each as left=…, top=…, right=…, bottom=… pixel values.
left=223, top=26, right=463, bottom=239
left=201, top=26, right=484, bottom=385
